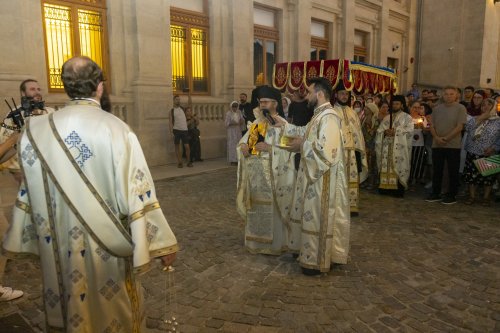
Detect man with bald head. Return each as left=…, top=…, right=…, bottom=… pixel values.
left=3, top=56, right=178, bottom=332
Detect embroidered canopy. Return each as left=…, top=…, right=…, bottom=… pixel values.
left=273, top=59, right=397, bottom=95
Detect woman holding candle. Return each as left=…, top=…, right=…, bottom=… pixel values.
left=409, top=101, right=428, bottom=185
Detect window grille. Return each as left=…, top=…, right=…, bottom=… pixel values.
left=42, top=1, right=109, bottom=91
left=170, top=7, right=209, bottom=94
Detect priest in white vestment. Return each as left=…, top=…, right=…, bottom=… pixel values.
left=236, top=86, right=298, bottom=255
left=331, top=82, right=368, bottom=216
left=2, top=57, right=178, bottom=333
left=277, top=77, right=350, bottom=276
left=375, top=95, right=414, bottom=197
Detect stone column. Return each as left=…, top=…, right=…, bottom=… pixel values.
left=129, top=0, right=173, bottom=166
left=378, top=1, right=390, bottom=65
left=289, top=0, right=312, bottom=62
left=225, top=0, right=254, bottom=100
left=341, top=0, right=355, bottom=59
left=335, top=18, right=343, bottom=58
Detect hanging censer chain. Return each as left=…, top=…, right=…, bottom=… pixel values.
left=163, top=265, right=178, bottom=332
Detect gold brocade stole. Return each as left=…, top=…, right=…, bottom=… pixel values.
left=247, top=121, right=268, bottom=155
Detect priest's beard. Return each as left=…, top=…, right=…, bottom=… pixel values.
left=307, top=95, right=318, bottom=109
left=336, top=95, right=351, bottom=106
left=100, top=86, right=111, bottom=112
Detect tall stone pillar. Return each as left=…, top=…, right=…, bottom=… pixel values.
left=289, top=0, right=312, bottom=62
left=341, top=0, right=355, bottom=59
left=378, top=1, right=390, bottom=66
left=129, top=0, right=173, bottom=166
left=226, top=0, right=254, bottom=100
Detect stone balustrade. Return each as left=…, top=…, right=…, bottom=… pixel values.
left=192, top=102, right=227, bottom=122
left=45, top=98, right=229, bottom=162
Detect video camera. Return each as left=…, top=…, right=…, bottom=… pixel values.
left=3, top=97, right=45, bottom=129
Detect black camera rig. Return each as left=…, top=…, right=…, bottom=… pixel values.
left=2, top=97, right=45, bottom=131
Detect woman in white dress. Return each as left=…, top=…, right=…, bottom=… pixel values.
left=225, top=101, right=244, bottom=165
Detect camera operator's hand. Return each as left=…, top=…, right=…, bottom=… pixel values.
left=6, top=132, right=20, bottom=147
left=0, top=133, right=19, bottom=159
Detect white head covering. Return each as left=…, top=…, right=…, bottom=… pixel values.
left=364, top=102, right=379, bottom=128
left=282, top=97, right=291, bottom=118
left=282, top=97, right=291, bottom=107
left=474, top=98, right=499, bottom=139
left=230, top=100, right=239, bottom=108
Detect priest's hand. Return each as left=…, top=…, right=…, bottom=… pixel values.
left=160, top=252, right=177, bottom=267
left=384, top=129, right=395, bottom=137
left=282, top=137, right=303, bottom=153
left=240, top=144, right=250, bottom=157
left=271, top=115, right=286, bottom=127
left=255, top=142, right=270, bottom=152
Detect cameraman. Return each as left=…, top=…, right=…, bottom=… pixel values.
left=19, top=79, right=55, bottom=116
left=0, top=79, right=55, bottom=184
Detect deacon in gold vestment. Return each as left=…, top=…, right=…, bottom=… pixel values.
left=2, top=57, right=178, bottom=332
left=278, top=78, right=350, bottom=276
left=375, top=95, right=413, bottom=197
left=331, top=82, right=368, bottom=216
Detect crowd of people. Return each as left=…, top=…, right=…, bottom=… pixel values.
left=1, top=62, right=497, bottom=328
left=234, top=80, right=499, bottom=275
left=232, top=83, right=500, bottom=201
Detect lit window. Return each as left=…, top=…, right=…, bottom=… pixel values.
left=170, top=8, right=209, bottom=94
left=42, top=1, right=109, bottom=91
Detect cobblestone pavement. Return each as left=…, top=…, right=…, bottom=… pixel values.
left=1, top=168, right=499, bottom=332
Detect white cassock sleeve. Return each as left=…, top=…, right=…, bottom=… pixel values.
left=2, top=181, right=40, bottom=259
left=115, top=132, right=178, bottom=273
